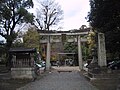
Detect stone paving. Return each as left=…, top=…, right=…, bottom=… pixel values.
left=17, top=66, right=99, bottom=90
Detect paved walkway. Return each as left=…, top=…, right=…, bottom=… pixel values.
left=17, top=67, right=99, bottom=90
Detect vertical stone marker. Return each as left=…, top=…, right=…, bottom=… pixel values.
left=78, top=35, right=83, bottom=70
left=46, top=36, right=51, bottom=71
left=98, top=33, right=107, bottom=67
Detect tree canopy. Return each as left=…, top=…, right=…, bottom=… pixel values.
left=87, top=0, right=120, bottom=56
left=88, top=0, right=120, bottom=32
left=0, top=0, right=34, bottom=50
left=34, top=0, right=63, bottom=31
left=23, top=27, right=40, bottom=51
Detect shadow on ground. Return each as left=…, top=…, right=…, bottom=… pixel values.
left=91, top=78, right=120, bottom=90
left=0, top=78, right=31, bottom=90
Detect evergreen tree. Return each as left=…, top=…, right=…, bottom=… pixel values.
left=87, top=0, right=120, bottom=57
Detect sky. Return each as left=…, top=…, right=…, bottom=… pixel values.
left=32, top=0, right=90, bottom=30
left=55, top=0, right=90, bottom=30
left=0, top=0, right=90, bottom=41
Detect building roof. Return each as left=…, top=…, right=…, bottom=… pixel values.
left=9, top=48, right=36, bottom=53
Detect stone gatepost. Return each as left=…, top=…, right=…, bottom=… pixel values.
left=46, top=36, right=51, bottom=71
left=78, top=35, right=83, bottom=70
left=98, top=33, right=107, bottom=67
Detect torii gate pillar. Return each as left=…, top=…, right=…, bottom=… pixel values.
left=78, top=35, right=83, bottom=70
left=46, top=36, right=51, bottom=71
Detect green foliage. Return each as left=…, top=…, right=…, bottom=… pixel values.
left=64, top=42, right=89, bottom=60
left=88, top=0, right=120, bottom=32
left=81, top=44, right=90, bottom=60
left=23, top=27, right=40, bottom=51
left=87, top=0, right=120, bottom=56
left=0, top=0, right=34, bottom=49
left=64, top=42, right=77, bottom=53
left=12, top=39, right=24, bottom=48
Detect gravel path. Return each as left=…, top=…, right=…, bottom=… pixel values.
left=17, top=67, right=99, bottom=90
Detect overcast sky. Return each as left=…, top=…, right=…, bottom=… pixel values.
left=55, top=0, right=90, bottom=30
left=32, top=0, right=90, bottom=30
left=0, top=0, right=90, bottom=41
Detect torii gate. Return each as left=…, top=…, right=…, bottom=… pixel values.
left=38, top=28, right=90, bottom=70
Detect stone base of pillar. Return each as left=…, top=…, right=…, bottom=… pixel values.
left=11, top=68, right=36, bottom=79
left=45, top=67, right=50, bottom=71
left=45, top=65, right=52, bottom=72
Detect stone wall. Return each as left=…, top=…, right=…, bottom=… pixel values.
left=11, top=68, right=36, bottom=79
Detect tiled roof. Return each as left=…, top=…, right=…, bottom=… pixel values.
left=9, top=48, right=36, bottom=53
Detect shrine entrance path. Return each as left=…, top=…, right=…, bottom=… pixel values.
left=17, top=66, right=99, bottom=90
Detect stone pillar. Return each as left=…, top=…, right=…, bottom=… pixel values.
left=46, top=36, right=51, bottom=71
left=98, top=33, right=107, bottom=67
left=78, top=35, right=83, bottom=70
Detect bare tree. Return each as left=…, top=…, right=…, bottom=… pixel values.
left=35, top=0, right=63, bottom=31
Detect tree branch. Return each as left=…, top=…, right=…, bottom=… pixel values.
left=48, top=9, right=56, bottom=26
left=10, top=15, right=22, bottom=35
left=49, top=17, right=56, bottom=26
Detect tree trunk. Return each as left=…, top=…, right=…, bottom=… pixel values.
left=5, top=40, right=13, bottom=70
